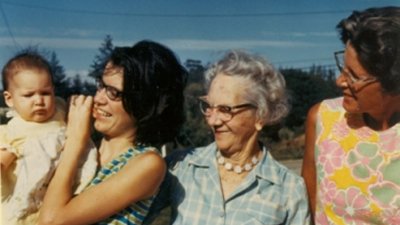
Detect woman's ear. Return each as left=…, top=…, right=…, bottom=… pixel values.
left=255, top=119, right=265, bottom=131
left=3, top=91, right=14, bottom=108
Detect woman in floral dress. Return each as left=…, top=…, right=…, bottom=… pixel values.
left=302, top=6, right=400, bottom=225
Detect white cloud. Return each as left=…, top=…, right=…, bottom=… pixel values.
left=65, top=69, right=89, bottom=77
left=163, top=39, right=315, bottom=51
left=64, top=69, right=94, bottom=83
left=0, top=37, right=101, bottom=49
left=6, top=25, right=104, bottom=38
left=0, top=37, right=15, bottom=46
left=49, top=28, right=100, bottom=38
left=261, top=31, right=336, bottom=38
left=306, top=32, right=337, bottom=37
left=0, top=36, right=318, bottom=53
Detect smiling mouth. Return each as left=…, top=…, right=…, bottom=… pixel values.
left=95, top=108, right=112, bottom=117
left=343, top=92, right=353, bottom=97
left=214, top=129, right=229, bottom=134
left=342, top=89, right=355, bottom=97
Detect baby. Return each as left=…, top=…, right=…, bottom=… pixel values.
left=0, top=51, right=97, bottom=224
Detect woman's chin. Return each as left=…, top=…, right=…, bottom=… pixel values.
left=343, top=96, right=361, bottom=113
left=93, top=121, right=106, bottom=133
left=215, top=140, right=229, bottom=152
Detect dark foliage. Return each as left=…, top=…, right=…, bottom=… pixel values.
left=88, top=35, right=114, bottom=80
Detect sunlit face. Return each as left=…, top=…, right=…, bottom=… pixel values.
left=4, top=69, right=55, bottom=122
left=205, top=73, right=262, bottom=154
left=336, top=43, right=384, bottom=114
left=92, top=62, right=136, bottom=139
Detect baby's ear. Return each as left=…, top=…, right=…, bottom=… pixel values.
left=3, top=91, right=13, bottom=108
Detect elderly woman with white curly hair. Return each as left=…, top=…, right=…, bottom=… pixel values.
left=145, top=50, right=310, bottom=225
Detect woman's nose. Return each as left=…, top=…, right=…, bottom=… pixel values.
left=94, top=88, right=107, bottom=104
left=206, top=110, right=223, bottom=126
left=336, top=72, right=348, bottom=88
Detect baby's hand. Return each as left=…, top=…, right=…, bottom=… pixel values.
left=66, top=95, right=93, bottom=143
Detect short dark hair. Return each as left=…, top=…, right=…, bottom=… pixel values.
left=337, top=6, right=400, bottom=94
left=108, top=40, right=188, bottom=146
left=2, top=50, right=53, bottom=91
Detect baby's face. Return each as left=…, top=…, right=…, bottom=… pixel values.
left=4, top=69, right=56, bottom=122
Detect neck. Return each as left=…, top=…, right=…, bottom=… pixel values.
left=220, top=134, right=261, bottom=165
left=364, top=96, right=400, bottom=130
left=364, top=111, right=400, bottom=130
left=99, top=136, right=135, bottom=165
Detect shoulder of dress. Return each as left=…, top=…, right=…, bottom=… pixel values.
left=165, top=143, right=215, bottom=170
left=320, top=97, right=344, bottom=111
left=272, top=162, right=307, bottom=195
left=257, top=151, right=304, bottom=185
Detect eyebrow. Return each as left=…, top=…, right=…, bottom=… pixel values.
left=103, top=67, right=123, bottom=76
left=101, top=79, right=123, bottom=92
left=343, top=65, right=361, bottom=79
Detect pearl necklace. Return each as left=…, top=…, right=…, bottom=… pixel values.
left=216, top=151, right=259, bottom=174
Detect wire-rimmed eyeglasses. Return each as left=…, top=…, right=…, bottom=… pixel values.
left=95, top=79, right=124, bottom=101
left=198, top=96, right=257, bottom=122
left=334, top=50, right=378, bottom=92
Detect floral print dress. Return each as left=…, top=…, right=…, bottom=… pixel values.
left=314, top=97, right=400, bottom=225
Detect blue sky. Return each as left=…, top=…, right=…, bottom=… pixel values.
left=0, top=0, right=398, bottom=82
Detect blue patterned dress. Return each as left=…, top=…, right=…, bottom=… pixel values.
left=89, top=146, right=158, bottom=225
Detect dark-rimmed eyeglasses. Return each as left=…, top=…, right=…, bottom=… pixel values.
left=95, top=79, right=124, bottom=101
left=198, top=96, right=257, bottom=122
left=334, top=50, right=378, bottom=92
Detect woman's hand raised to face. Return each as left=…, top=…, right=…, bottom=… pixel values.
left=66, top=95, right=93, bottom=144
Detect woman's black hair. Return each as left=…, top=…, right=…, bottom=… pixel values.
left=337, top=6, right=400, bottom=94
left=108, top=40, right=187, bottom=146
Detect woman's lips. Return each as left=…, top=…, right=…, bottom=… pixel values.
left=93, top=108, right=111, bottom=118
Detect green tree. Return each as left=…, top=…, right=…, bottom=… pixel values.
left=83, top=80, right=97, bottom=96
left=88, top=35, right=114, bottom=80
left=178, top=82, right=212, bottom=148
left=176, top=59, right=212, bottom=148
left=184, top=59, right=206, bottom=84
left=49, top=51, right=70, bottom=99
left=69, top=74, right=83, bottom=94
left=68, top=74, right=96, bottom=95
left=0, top=93, right=5, bottom=107
left=282, top=66, right=340, bottom=130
